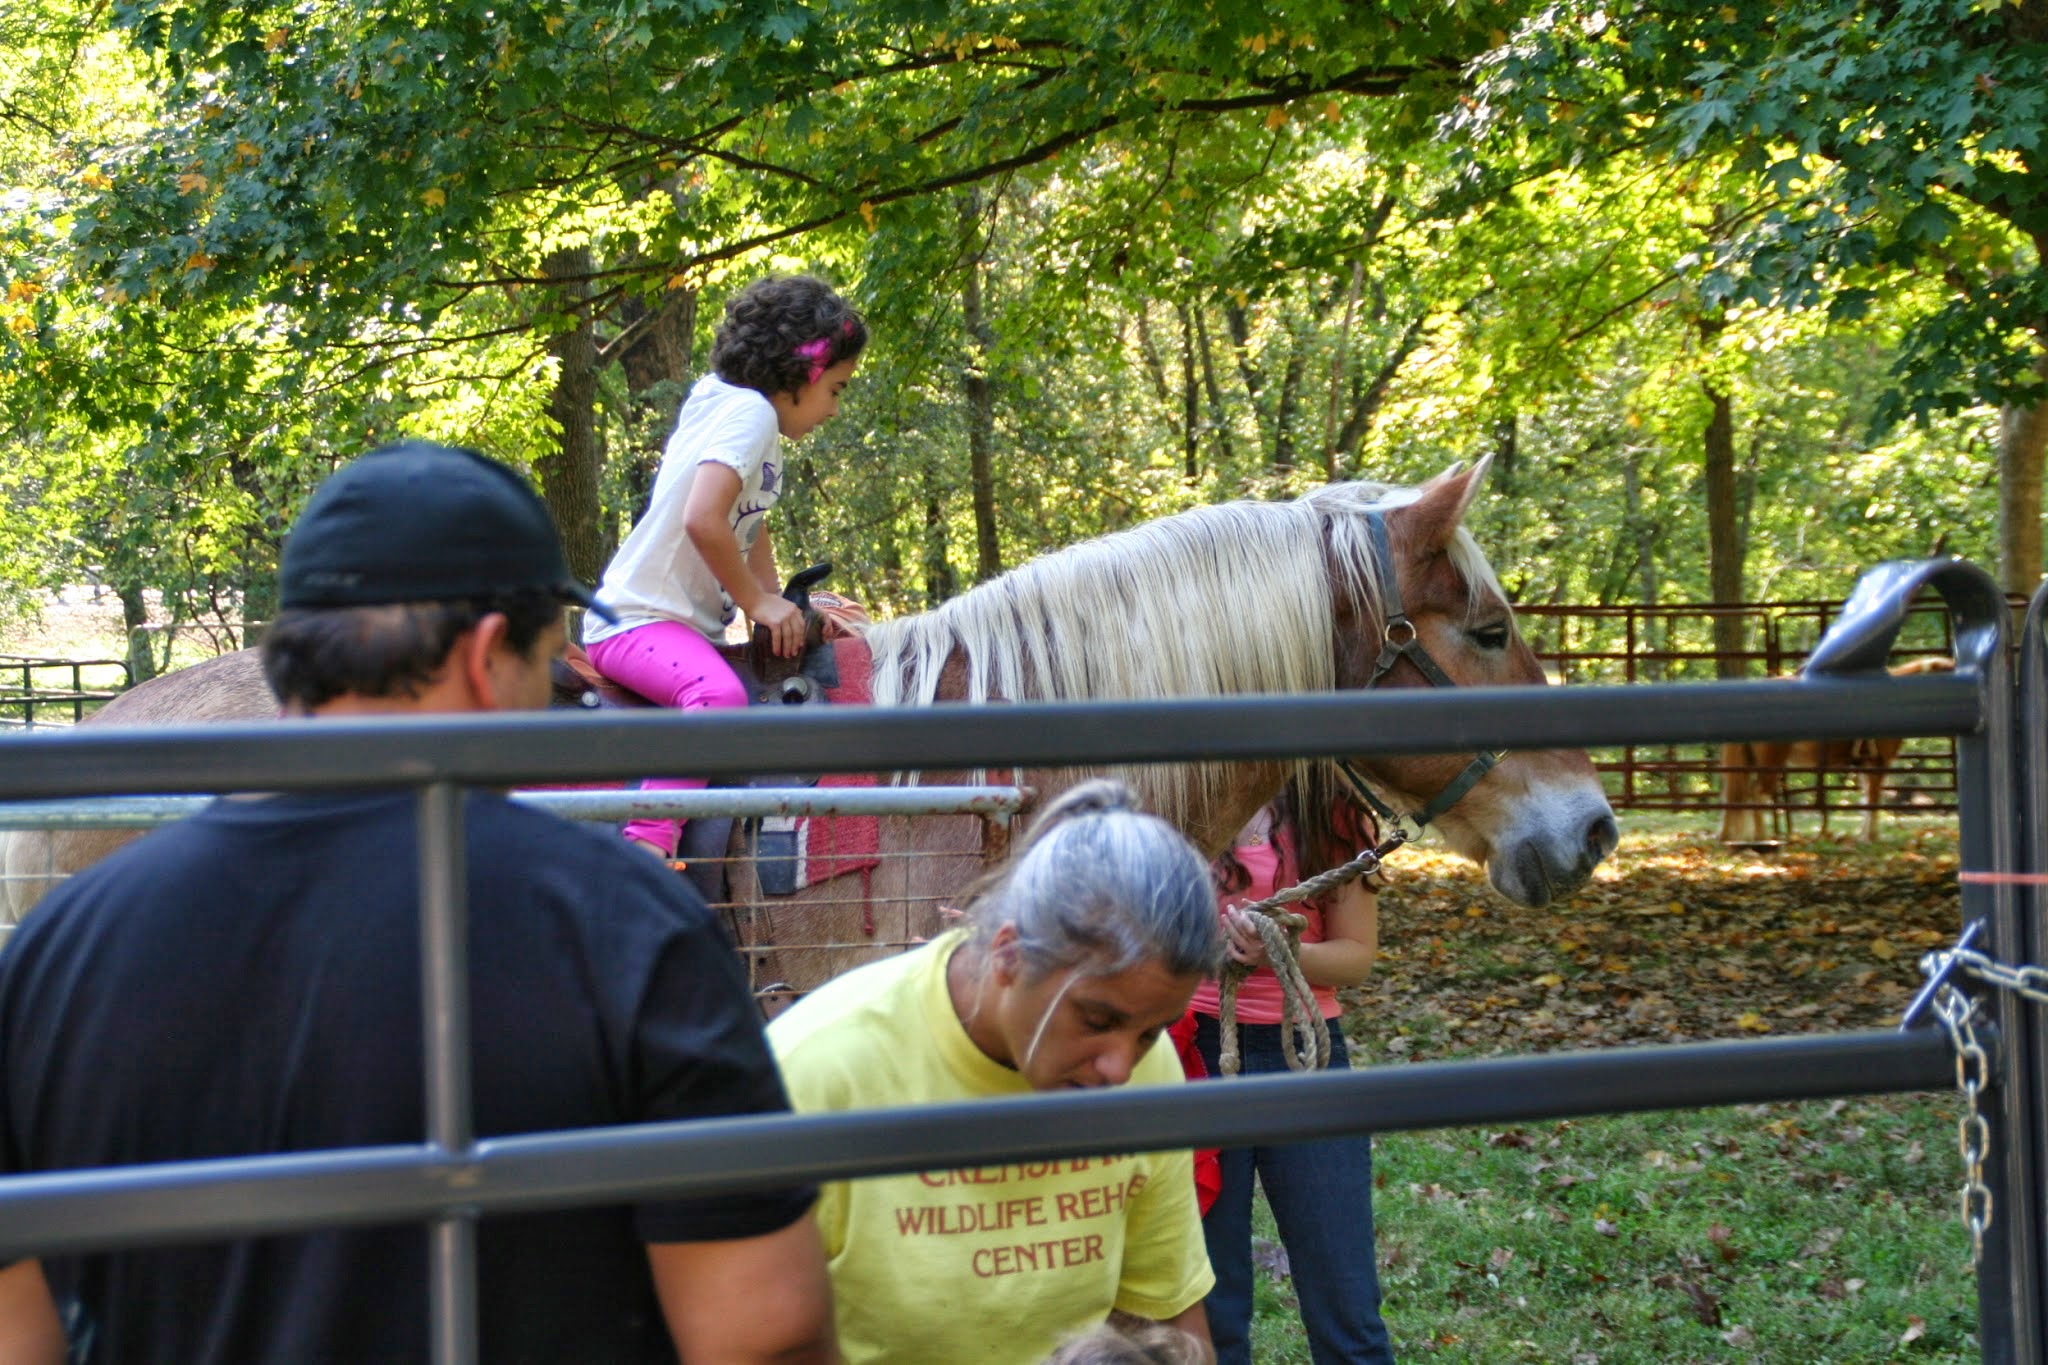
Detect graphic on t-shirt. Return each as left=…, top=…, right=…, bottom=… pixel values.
left=734, top=498, right=773, bottom=537
left=889, top=1157, right=1147, bottom=1281
left=759, top=460, right=780, bottom=495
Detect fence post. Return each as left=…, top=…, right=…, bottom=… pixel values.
left=418, top=783, right=478, bottom=1365
left=1944, top=568, right=2038, bottom=1362
left=2017, top=584, right=2048, bottom=1361
left=1806, top=559, right=2040, bottom=1360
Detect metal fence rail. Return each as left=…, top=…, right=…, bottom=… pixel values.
left=0, top=786, right=1030, bottom=831
left=0, top=654, right=129, bottom=729
left=0, top=556, right=2042, bottom=1364
left=0, top=676, right=1984, bottom=801
left=0, top=1027, right=1958, bottom=1261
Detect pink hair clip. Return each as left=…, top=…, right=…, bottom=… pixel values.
left=793, top=336, right=835, bottom=385
left=793, top=321, right=858, bottom=384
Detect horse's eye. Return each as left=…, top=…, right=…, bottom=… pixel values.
left=1470, top=623, right=1511, bottom=651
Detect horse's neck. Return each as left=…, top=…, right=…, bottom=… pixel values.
left=860, top=638, right=1282, bottom=851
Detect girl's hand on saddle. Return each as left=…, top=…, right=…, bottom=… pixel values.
left=750, top=594, right=805, bottom=658
left=1222, top=906, right=1269, bottom=969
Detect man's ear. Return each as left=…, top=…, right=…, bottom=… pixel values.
left=457, top=612, right=514, bottom=711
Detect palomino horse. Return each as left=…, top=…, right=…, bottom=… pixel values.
left=1717, top=656, right=1955, bottom=844
left=2, top=459, right=1619, bottom=999
left=732, top=456, right=1616, bottom=992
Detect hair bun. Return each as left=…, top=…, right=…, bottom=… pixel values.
left=1032, top=778, right=1140, bottom=829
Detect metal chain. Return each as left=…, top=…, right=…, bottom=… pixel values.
left=1928, top=980, right=1994, bottom=1264
left=1927, top=945, right=2048, bottom=1007
left=1906, top=932, right=2048, bottom=1264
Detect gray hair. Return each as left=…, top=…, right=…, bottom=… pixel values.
left=963, top=779, right=1223, bottom=984
left=1043, top=1320, right=1208, bottom=1365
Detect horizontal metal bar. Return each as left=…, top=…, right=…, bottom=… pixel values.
left=0, top=677, right=1983, bottom=801
left=0, top=1027, right=1956, bottom=1259
left=0, top=786, right=1027, bottom=831
left=528, top=786, right=1025, bottom=821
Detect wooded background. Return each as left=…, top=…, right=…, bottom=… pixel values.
left=2, top=0, right=2042, bottom=681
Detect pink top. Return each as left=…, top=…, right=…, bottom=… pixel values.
left=1189, top=832, right=1342, bottom=1024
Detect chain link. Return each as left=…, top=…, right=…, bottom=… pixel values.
left=1928, top=980, right=1994, bottom=1263
left=1925, top=945, right=2048, bottom=1008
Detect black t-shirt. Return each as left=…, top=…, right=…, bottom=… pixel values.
left=0, top=790, right=812, bottom=1364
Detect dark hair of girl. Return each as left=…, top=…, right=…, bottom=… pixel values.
left=710, top=274, right=868, bottom=398
left=1214, top=770, right=1376, bottom=895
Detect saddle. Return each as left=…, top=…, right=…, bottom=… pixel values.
left=548, top=563, right=875, bottom=906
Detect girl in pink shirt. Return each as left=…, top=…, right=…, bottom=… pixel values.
left=1186, top=785, right=1395, bottom=1364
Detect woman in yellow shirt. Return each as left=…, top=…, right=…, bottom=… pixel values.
left=768, top=780, right=1224, bottom=1365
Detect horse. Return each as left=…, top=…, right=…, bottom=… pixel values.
left=1716, top=656, right=1956, bottom=844
left=1, top=650, right=277, bottom=922
left=2, top=458, right=1620, bottom=1001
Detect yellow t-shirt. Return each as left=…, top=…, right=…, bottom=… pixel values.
left=767, top=931, right=1215, bottom=1365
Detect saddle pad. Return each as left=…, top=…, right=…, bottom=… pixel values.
left=754, top=771, right=882, bottom=896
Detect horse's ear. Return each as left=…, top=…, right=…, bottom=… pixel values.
left=1403, top=453, right=1494, bottom=555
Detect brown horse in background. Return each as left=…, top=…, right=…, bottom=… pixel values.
left=1717, top=656, right=1955, bottom=844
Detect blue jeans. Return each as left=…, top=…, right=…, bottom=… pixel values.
left=1194, top=1013, right=1395, bottom=1365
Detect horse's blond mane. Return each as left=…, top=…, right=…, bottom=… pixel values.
left=865, top=478, right=1503, bottom=831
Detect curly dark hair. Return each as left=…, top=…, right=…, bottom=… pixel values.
left=710, top=274, right=868, bottom=398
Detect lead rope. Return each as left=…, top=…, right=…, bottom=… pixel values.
left=1218, top=830, right=1407, bottom=1076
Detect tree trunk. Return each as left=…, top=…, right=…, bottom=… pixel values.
left=1178, top=303, right=1200, bottom=480
left=1629, top=453, right=1659, bottom=610
left=1271, top=317, right=1307, bottom=474
left=117, top=582, right=156, bottom=684
left=1332, top=313, right=1426, bottom=468
left=1621, top=447, right=1669, bottom=678
left=538, top=246, right=606, bottom=591
left=1192, top=306, right=1236, bottom=467
left=1997, top=347, right=2048, bottom=598
left=1698, top=316, right=1744, bottom=679
left=960, top=195, right=1002, bottom=582
left=614, top=286, right=698, bottom=554
left=923, top=481, right=958, bottom=607
left=1493, top=413, right=1518, bottom=488
left=1222, top=301, right=1261, bottom=398
left=1324, top=261, right=1365, bottom=479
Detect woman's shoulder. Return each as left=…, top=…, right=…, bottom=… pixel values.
left=769, top=942, right=940, bottom=1056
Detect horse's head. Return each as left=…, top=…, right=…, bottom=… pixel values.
left=1323, top=457, right=1619, bottom=907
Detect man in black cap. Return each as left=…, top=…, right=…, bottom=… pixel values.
left=0, top=442, right=837, bottom=1363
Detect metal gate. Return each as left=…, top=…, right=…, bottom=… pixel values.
left=0, top=557, right=2045, bottom=1363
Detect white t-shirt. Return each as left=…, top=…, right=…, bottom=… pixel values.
left=586, top=374, right=782, bottom=643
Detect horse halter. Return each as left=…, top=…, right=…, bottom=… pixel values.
left=1336, top=511, right=1507, bottom=835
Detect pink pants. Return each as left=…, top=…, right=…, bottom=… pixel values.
left=585, top=620, right=749, bottom=856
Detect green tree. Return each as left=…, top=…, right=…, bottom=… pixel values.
left=1463, top=0, right=2048, bottom=593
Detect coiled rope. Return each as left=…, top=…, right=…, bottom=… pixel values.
left=1217, top=830, right=1406, bottom=1075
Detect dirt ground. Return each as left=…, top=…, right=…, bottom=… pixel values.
left=1343, top=817, right=1960, bottom=1061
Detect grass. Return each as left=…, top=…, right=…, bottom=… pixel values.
left=1246, top=1098, right=1971, bottom=1363
left=1246, top=816, right=1977, bottom=1364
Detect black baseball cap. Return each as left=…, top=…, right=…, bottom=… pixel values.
left=278, top=441, right=617, bottom=623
